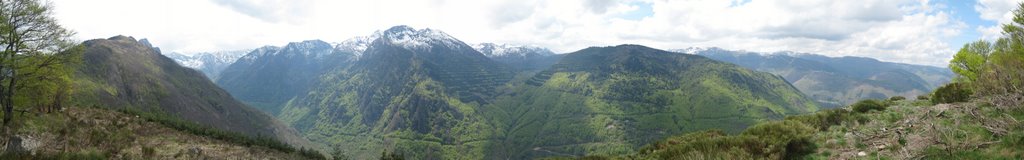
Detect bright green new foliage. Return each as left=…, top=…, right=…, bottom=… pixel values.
left=949, top=41, right=991, bottom=83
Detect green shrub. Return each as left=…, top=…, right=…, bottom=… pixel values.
left=741, top=120, right=818, bottom=159
left=852, top=99, right=887, bottom=113
left=889, top=96, right=906, bottom=101
left=380, top=149, right=405, bottom=160
left=142, top=146, right=156, bottom=158
left=579, top=155, right=611, bottom=160
left=298, top=147, right=326, bottom=160
left=647, top=121, right=819, bottom=159
left=1002, top=132, right=1024, bottom=149
left=931, top=82, right=972, bottom=104
left=917, top=95, right=929, bottom=100
left=639, top=130, right=718, bottom=151
left=785, top=109, right=863, bottom=131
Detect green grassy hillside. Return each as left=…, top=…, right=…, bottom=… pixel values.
left=278, top=26, right=516, bottom=159
left=481, top=45, right=818, bottom=159
left=70, top=36, right=313, bottom=150
left=283, top=43, right=817, bottom=159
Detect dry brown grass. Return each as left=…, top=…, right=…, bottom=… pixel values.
left=3, top=106, right=313, bottom=159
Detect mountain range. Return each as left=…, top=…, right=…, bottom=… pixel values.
left=151, top=24, right=956, bottom=158
left=168, top=38, right=951, bottom=110
left=164, top=50, right=250, bottom=81
left=186, top=25, right=817, bottom=159
left=673, top=47, right=953, bottom=107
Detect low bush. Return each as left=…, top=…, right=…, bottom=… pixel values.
left=785, top=109, right=864, bottom=131
left=645, top=121, right=818, bottom=159
left=298, top=147, right=326, bottom=160
left=852, top=99, right=887, bottom=113
left=741, top=120, right=818, bottom=159
left=931, top=82, right=972, bottom=104
left=917, top=95, right=930, bottom=100
left=889, top=96, right=906, bottom=101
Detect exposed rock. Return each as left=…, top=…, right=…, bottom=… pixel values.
left=4, top=135, right=41, bottom=155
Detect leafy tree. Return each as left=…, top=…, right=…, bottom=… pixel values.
left=0, top=0, right=79, bottom=127
left=950, top=2, right=1024, bottom=98
left=949, top=41, right=991, bottom=83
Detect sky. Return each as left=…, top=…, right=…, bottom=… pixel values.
left=50, top=0, right=1024, bottom=67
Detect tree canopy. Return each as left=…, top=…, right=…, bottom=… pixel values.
left=1, top=0, right=80, bottom=126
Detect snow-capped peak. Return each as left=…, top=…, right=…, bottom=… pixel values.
left=281, top=40, right=334, bottom=58
left=164, top=49, right=251, bottom=70
left=379, top=25, right=465, bottom=51
left=673, top=47, right=713, bottom=54
left=470, top=43, right=554, bottom=58
left=335, top=31, right=382, bottom=58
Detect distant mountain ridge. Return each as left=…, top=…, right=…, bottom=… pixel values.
left=71, top=35, right=312, bottom=148
left=471, top=43, right=560, bottom=71
left=217, top=40, right=355, bottom=115
left=672, top=47, right=953, bottom=107
left=164, top=50, right=250, bottom=81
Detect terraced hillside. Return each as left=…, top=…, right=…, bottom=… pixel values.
left=481, top=45, right=818, bottom=159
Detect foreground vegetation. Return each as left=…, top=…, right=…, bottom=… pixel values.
left=563, top=95, right=1022, bottom=159
left=116, top=106, right=325, bottom=159
left=0, top=106, right=323, bottom=159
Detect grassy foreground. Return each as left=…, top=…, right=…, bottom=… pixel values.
left=0, top=106, right=322, bottom=159
left=556, top=94, right=1023, bottom=159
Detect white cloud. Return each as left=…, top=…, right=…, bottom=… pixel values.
left=484, top=0, right=963, bottom=66
left=975, top=0, right=1023, bottom=40
left=209, top=0, right=316, bottom=24
left=50, top=0, right=969, bottom=66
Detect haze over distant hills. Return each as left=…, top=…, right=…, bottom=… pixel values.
left=672, top=47, right=953, bottom=107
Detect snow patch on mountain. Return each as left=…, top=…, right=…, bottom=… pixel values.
left=336, top=31, right=381, bottom=58
left=165, top=50, right=250, bottom=70
left=281, top=40, right=334, bottom=58
left=471, top=43, right=554, bottom=58
left=672, top=47, right=719, bottom=54
left=379, top=25, right=466, bottom=51
left=238, top=46, right=281, bottom=62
